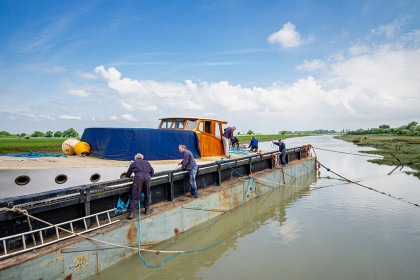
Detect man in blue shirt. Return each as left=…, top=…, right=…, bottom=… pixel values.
left=248, top=136, right=258, bottom=152
left=222, top=126, right=236, bottom=158
left=177, top=144, right=198, bottom=198
left=272, top=139, right=287, bottom=167
left=126, top=153, right=154, bottom=219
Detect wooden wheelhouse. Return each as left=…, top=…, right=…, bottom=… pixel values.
left=158, top=117, right=227, bottom=157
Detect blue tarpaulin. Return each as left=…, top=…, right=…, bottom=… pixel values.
left=81, top=128, right=201, bottom=161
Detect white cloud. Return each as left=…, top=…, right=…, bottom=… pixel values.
left=121, top=100, right=159, bottom=112
left=121, top=100, right=134, bottom=111
left=268, top=22, right=302, bottom=48
left=76, top=71, right=97, bottom=80
left=348, top=44, right=370, bottom=56
left=95, top=65, right=147, bottom=95
left=90, top=37, right=420, bottom=131
left=67, top=88, right=89, bottom=98
left=38, top=114, right=55, bottom=121
left=296, top=59, right=325, bottom=71
left=121, top=114, right=138, bottom=122
left=371, top=17, right=408, bottom=39
left=109, top=115, right=120, bottom=121
left=59, top=115, right=82, bottom=120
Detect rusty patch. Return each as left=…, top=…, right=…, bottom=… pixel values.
left=174, top=228, right=180, bottom=235
left=73, top=253, right=88, bottom=273
left=127, top=222, right=136, bottom=241
left=64, top=275, right=72, bottom=280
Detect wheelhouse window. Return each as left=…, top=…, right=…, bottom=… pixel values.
left=185, top=120, right=197, bottom=130
left=198, top=120, right=213, bottom=134
left=204, top=121, right=212, bottom=134
left=160, top=120, right=172, bottom=128
left=215, top=122, right=221, bottom=139
left=173, top=119, right=185, bottom=129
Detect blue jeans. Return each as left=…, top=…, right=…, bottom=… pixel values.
left=189, top=167, right=198, bottom=197
left=280, top=152, right=287, bottom=166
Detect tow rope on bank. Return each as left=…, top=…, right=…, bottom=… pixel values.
left=311, top=146, right=420, bottom=209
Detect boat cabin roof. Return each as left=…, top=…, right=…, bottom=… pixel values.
left=158, top=117, right=227, bottom=130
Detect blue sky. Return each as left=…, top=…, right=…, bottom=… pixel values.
left=1, top=0, right=419, bottom=135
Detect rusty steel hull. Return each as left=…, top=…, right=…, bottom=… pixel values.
left=0, top=157, right=316, bottom=279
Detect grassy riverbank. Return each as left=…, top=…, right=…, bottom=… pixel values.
left=0, top=137, right=70, bottom=154
left=336, top=135, right=420, bottom=178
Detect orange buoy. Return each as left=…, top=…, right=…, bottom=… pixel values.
left=74, top=141, right=91, bottom=156
left=61, top=138, right=80, bottom=155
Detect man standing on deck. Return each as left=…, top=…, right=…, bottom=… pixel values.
left=126, top=153, right=154, bottom=219
left=222, top=126, right=236, bottom=158
left=272, top=139, right=287, bottom=167
left=177, top=144, right=198, bottom=198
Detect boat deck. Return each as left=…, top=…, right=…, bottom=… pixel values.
left=0, top=154, right=249, bottom=170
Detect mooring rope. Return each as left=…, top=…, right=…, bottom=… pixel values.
left=312, top=146, right=383, bottom=158
left=270, top=154, right=287, bottom=184
left=316, top=161, right=420, bottom=208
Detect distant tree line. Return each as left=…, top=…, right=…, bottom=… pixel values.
left=241, top=129, right=337, bottom=135
left=346, top=121, right=419, bottom=136
left=291, top=129, right=337, bottom=135
left=0, top=128, right=79, bottom=138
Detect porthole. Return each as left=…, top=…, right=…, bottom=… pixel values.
left=55, top=174, right=68, bottom=184
left=90, top=173, right=101, bottom=183
left=120, top=172, right=127, bottom=179
left=15, top=175, right=30, bottom=186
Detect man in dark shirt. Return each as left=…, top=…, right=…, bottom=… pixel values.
left=177, top=144, right=198, bottom=198
left=272, top=139, right=287, bottom=167
left=231, top=136, right=239, bottom=149
left=126, top=153, right=154, bottom=219
left=222, top=126, right=236, bottom=157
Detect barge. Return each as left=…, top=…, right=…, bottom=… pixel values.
left=0, top=145, right=316, bottom=279
left=0, top=117, right=317, bottom=279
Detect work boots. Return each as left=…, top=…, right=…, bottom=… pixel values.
left=128, top=212, right=134, bottom=219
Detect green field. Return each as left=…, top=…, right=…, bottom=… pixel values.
left=336, top=135, right=420, bottom=179
left=0, top=137, right=72, bottom=154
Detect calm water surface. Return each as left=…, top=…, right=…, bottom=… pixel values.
left=91, top=136, right=420, bottom=280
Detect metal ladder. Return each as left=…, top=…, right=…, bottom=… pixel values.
left=0, top=208, right=119, bottom=259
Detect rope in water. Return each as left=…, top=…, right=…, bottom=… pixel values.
left=316, top=161, right=420, bottom=208
left=312, top=146, right=383, bottom=158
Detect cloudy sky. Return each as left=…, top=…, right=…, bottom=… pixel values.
left=1, top=0, right=419, bottom=135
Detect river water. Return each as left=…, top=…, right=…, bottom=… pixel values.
left=91, top=136, right=420, bottom=280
